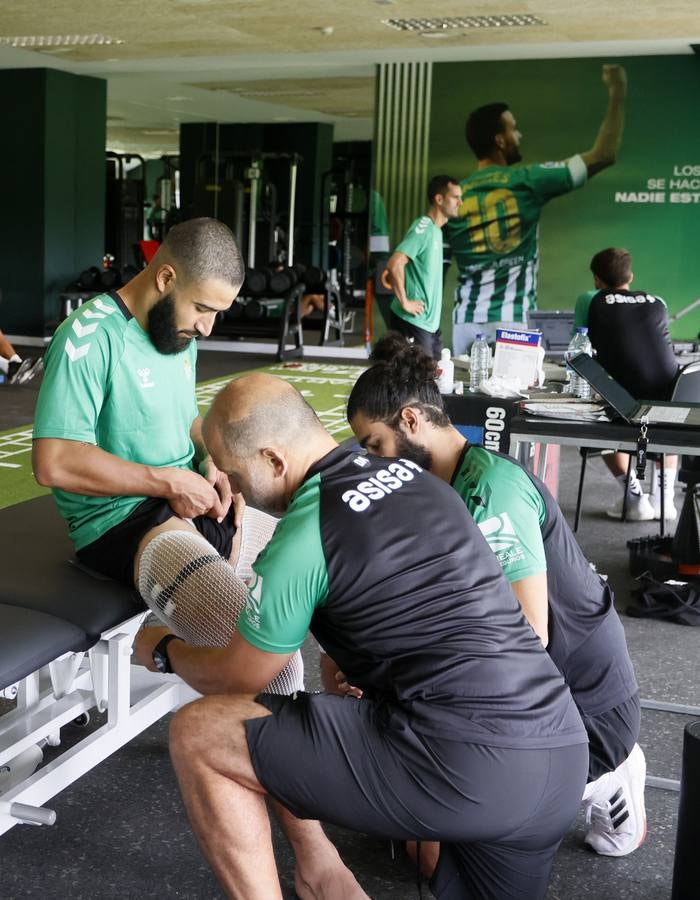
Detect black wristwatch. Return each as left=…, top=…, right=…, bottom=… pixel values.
left=152, top=634, right=184, bottom=674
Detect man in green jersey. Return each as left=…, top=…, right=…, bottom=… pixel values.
left=445, top=64, right=627, bottom=355
left=346, top=334, right=645, bottom=863
left=383, top=175, right=462, bottom=359
left=32, top=217, right=246, bottom=588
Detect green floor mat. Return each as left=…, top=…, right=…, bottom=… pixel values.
left=0, top=361, right=364, bottom=511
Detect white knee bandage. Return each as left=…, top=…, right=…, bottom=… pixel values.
left=234, top=506, right=279, bottom=585
left=138, top=529, right=303, bottom=695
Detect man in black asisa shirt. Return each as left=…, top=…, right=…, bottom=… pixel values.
left=585, top=247, right=680, bottom=521
left=162, top=373, right=587, bottom=900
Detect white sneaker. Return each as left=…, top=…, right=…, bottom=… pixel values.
left=651, top=494, right=678, bottom=522
left=606, top=493, right=655, bottom=522
left=583, top=744, right=647, bottom=857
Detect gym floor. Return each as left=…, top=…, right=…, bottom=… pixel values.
left=0, top=345, right=695, bottom=900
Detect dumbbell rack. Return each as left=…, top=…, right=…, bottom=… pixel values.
left=214, top=282, right=305, bottom=361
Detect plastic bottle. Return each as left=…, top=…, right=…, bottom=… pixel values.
left=469, top=333, right=491, bottom=392
left=565, top=327, right=593, bottom=399
left=436, top=347, right=455, bottom=394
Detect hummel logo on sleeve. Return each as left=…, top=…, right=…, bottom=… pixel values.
left=72, top=319, right=99, bottom=338
left=93, top=298, right=116, bottom=315
left=63, top=338, right=91, bottom=362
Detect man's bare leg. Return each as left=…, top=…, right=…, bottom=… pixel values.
left=406, top=840, right=440, bottom=879
left=170, top=695, right=369, bottom=900
left=270, top=801, right=369, bottom=900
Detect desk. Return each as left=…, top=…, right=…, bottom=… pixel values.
left=510, top=415, right=700, bottom=481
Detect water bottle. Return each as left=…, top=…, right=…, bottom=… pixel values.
left=469, top=333, right=491, bottom=392
left=565, top=327, right=593, bottom=399
left=436, top=347, right=455, bottom=394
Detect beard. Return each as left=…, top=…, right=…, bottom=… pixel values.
left=393, top=429, right=433, bottom=471
left=505, top=145, right=522, bottom=165
left=147, top=295, right=195, bottom=355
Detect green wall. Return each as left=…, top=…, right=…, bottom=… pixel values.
left=0, top=69, right=106, bottom=335
left=429, top=55, right=700, bottom=341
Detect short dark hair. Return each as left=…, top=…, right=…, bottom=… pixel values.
left=347, top=333, right=450, bottom=429
left=156, top=217, right=245, bottom=288
left=427, top=175, right=460, bottom=204
left=590, top=247, right=632, bottom=288
left=465, top=102, right=509, bottom=160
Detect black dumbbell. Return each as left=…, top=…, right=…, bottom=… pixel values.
left=243, top=267, right=268, bottom=295
left=245, top=298, right=284, bottom=319
left=78, top=266, right=101, bottom=290
left=224, top=299, right=246, bottom=320
left=303, top=265, right=326, bottom=290
left=99, top=267, right=120, bottom=289
left=267, top=266, right=297, bottom=295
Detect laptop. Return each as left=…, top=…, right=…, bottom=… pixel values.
left=568, top=353, right=700, bottom=426
left=527, top=310, right=575, bottom=356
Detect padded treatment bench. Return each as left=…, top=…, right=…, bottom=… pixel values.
left=0, top=495, right=198, bottom=834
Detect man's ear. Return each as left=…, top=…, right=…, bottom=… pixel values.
left=155, top=264, right=176, bottom=294
left=628, top=271, right=634, bottom=287
left=261, top=447, right=287, bottom=478
left=399, top=406, right=422, bottom=435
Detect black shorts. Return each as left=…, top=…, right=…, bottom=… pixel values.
left=246, top=692, right=588, bottom=900
left=582, top=692, right=641, bottom=781
left=76, top=497, right=237, bottom=587
left=389, top=311, right=443, bottom=361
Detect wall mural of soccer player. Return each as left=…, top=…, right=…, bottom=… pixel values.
left=444, top=64, right=627, bottom=355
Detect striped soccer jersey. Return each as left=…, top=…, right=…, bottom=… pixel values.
left=444, top=156, right=587, bottom=323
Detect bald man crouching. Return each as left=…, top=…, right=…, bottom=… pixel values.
left=136, top=373, right=588, bottom=900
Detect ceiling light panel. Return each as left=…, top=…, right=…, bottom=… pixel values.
left=382, top=15, right=546, bottom=32
left=0, top=34, right=124, bottom=48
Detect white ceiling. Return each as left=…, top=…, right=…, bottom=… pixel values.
left=0, top=1, right=698, bottom=156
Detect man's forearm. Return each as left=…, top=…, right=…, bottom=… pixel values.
left=388, top=261, right=409, bottom=307
left=581, top=66, right=626, bottom=176
left=32, top=438, right=181, bottom=498
left=166, top=640, right=288, bottom=696
left=190, top=415, right=210, bottom=470
left=582, top=94, right=624, bottom=175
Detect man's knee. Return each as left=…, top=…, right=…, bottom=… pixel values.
left=170, top=695, right=271, bottom=782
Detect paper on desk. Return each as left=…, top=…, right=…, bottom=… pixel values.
left=520, top=400, right=611, bottom=422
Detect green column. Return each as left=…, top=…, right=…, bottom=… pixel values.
left=0, top=68, right=106, bottom=336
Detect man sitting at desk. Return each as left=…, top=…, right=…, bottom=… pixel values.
left=574, top=247, right=680, bottom=521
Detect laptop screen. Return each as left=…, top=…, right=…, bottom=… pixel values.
left=567, top=353, right=639, bottom=419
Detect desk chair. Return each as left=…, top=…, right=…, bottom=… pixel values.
left=573, top=361, right=700, bottom=533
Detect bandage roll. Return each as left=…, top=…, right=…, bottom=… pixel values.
left=138, top=529, right=303, bottom=695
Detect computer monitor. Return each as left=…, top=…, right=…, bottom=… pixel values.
left=527, top=310, right=575, bottom=355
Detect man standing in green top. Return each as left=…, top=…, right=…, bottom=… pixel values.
left=445, top=64, right=627, bottom=355
left=384, top=175, right=462, bottom=359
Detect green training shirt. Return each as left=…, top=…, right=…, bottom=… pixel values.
left=451, top=444, right=547, bottom=582
left=389, top=215, right=444, bottom=334
left=33, top=292, right=199, bottom=550
left=573, top=289, right=597, bottom=332
left=445, top=157, right=587, bottom=324
left=238, top=446, right=585, bottom=748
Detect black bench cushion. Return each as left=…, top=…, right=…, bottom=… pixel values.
left=0, top=496, right=144, bottom=640
left=0, top=603, right=90, bottom=689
